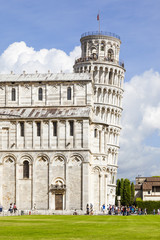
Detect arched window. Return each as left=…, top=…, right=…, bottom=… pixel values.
left=101, top=42, right=105, bottom=51
left=94, top=129, right=98, bottom=138
left=109, top=72, right=112, bottom=84
left=11, top=88, right=16, bottom=101
left=69, top=120, right=74, bottom=136
left=20, top=122, right=24, bottom=137
left=67, top=87, right=71, bottom=100
left=23, top=160, right=29, bottom=179
left=108, top=49, right=114, bottom=61
left=36, top=122, right=41, bottom=136
left=38, top=88, right=43, bottom=101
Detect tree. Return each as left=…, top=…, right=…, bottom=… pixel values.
left=120, top=178, right=124, bottom=204
left=131, top=182, right=135, bottom=205
left=116, top=179, right=121, bottom=205
left=122, top=179, right=131, bottom=206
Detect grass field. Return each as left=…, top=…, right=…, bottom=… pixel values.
left=0, top=215, right=160, bottom=240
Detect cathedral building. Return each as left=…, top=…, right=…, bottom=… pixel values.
left=0, top=31, right=125, bottom=212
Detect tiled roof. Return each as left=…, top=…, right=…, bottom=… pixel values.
left=0, top=107, right=91, bottom=119
left=0, top=73, right=91, bottom=82
left=143, top=182, right=160, bottom=190
left=135, top=184, right=142, bottom=190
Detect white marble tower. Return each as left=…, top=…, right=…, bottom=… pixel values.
left=74, top=31, right=125, bottom=208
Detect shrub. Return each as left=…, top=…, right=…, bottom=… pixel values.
left=136, top=200, right=160, bottom=214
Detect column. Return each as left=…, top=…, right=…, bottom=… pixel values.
left=32, top=121, right=35, bottom=149
left=15, top=121, right=18, bottom=149
left=104, top=132, right=106, bottom=153
left=40, top=121, right=43, bottom=148
left=105, top=174, right=108, bottom=208
left=24, top=121, right=27, bottom=149
left=5, top=85, right=8, bottom=106
left=48, top=120, right=51, bottom=149
left=83, top=120, right=89, bottom=148
left=82, top=162, right=90, bottom=211
left=99, top=173, right=102, bottom=211
left=99, top=131, right=101, bottom=153
left=65, top=161, right=69, bottom=210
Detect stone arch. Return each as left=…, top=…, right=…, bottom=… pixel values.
left=68, top=153, right=83, bottom=210
left=97, top=88, right=101, bottom=102
left=99, top=67, right=103, bottom=83
left=52, top=154, right=66, bottom=165
left=52, top=177, right=66, bottom=185
left=19, top=153, right=33, bottom=165
left=101, top=41, right=105, bottom=51
left=96, top=106, right=100, bottom=117
left=92, top=166, right=101, bottom=173
left=2, top=154, right=17, bottom=209
left=93, top=66, right=98, bottom=83
left=36, top=154, right=49, bottom=165
left=103, top=88, right=107, bottom=103
left=108, top=69, right=113, bottom=84
left=108, top=49, right=114, bottom=61
left=101, top=107, right=105, bottom=121
left=2, top=153, right=16, bottom=164
left=69, top=153, right=83, bottom=166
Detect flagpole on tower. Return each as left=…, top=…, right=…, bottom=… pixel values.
left=97, top=11, right=100, bottom=34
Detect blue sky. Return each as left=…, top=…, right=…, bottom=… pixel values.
left=0, top=0, right=160, bottom=80
left=0, top=0, right=160, bottom=179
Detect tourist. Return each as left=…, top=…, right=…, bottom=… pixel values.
left=8, top=203, right=13, bottom=213
left=102, top=204, right=105, bottom=214
left=144, top=208, right=147, bottom=215
left=86, top=204, right=89, bottom=215
left=0, top=203, right=2, bottom=213
left=153, top=209, right=156, bottom=215
left=90, top=203, right=93, bottom=215
left=13, top=203, right=17, bottom=213
left=73, top=209, right=78, bottom=215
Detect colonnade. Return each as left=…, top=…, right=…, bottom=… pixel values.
left=74, top=65, right=124, bottom=89
left=94, top=106, right=121, bottom=126
left=95, top=86, right=123, bottom=107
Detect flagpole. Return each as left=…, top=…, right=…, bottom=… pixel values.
left=97, top=12, right=100, bottom=34
left=99, top=11, right=100, bottom=34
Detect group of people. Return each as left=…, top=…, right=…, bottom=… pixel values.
left=107, top=205, right=160, bottom=216
left=86, top=203, right=93, bottom=215
left=8, top=203, right=17, bottom=213
left=84, top=204, right=160, bottom=215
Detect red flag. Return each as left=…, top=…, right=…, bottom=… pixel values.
left=97, top=14, right=99, bottom=21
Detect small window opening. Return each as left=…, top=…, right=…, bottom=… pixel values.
left=67, top=87, right=71, bottom=100
left=101, top=42, right=105, bottom=51
left=11, top=88, right=16, bottom=101
left=53, top=121, right=57, bottom=136
left=112, top=176, right=114, bottom=184
left=20, top=122, right=24, bottom=137
left=37, top=122, right=41, bottom=136
left=69, top=121, right=74, bottom=136
left=108, top=49, right=114, bottom=61
left=109, top=72, right=112, bottom=84
left=38, top=88, right=43, bottom=101
left=23, top=161, right=29, bottom=179
left=94, top=129, right=98, bottom=138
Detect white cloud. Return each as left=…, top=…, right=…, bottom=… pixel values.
left=0, top=41, right=81, bottom=74
left=0, top=42, right=159, bottom=181
left=118, top=69, right=160, bottom=180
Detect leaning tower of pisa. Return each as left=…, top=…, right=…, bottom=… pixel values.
left=74, top=31, right=125, bottom=209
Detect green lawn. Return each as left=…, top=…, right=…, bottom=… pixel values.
left=0, top=215, right=159, bottom=240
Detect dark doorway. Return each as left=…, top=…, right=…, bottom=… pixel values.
left=55, top=194, right=63, bottom=210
